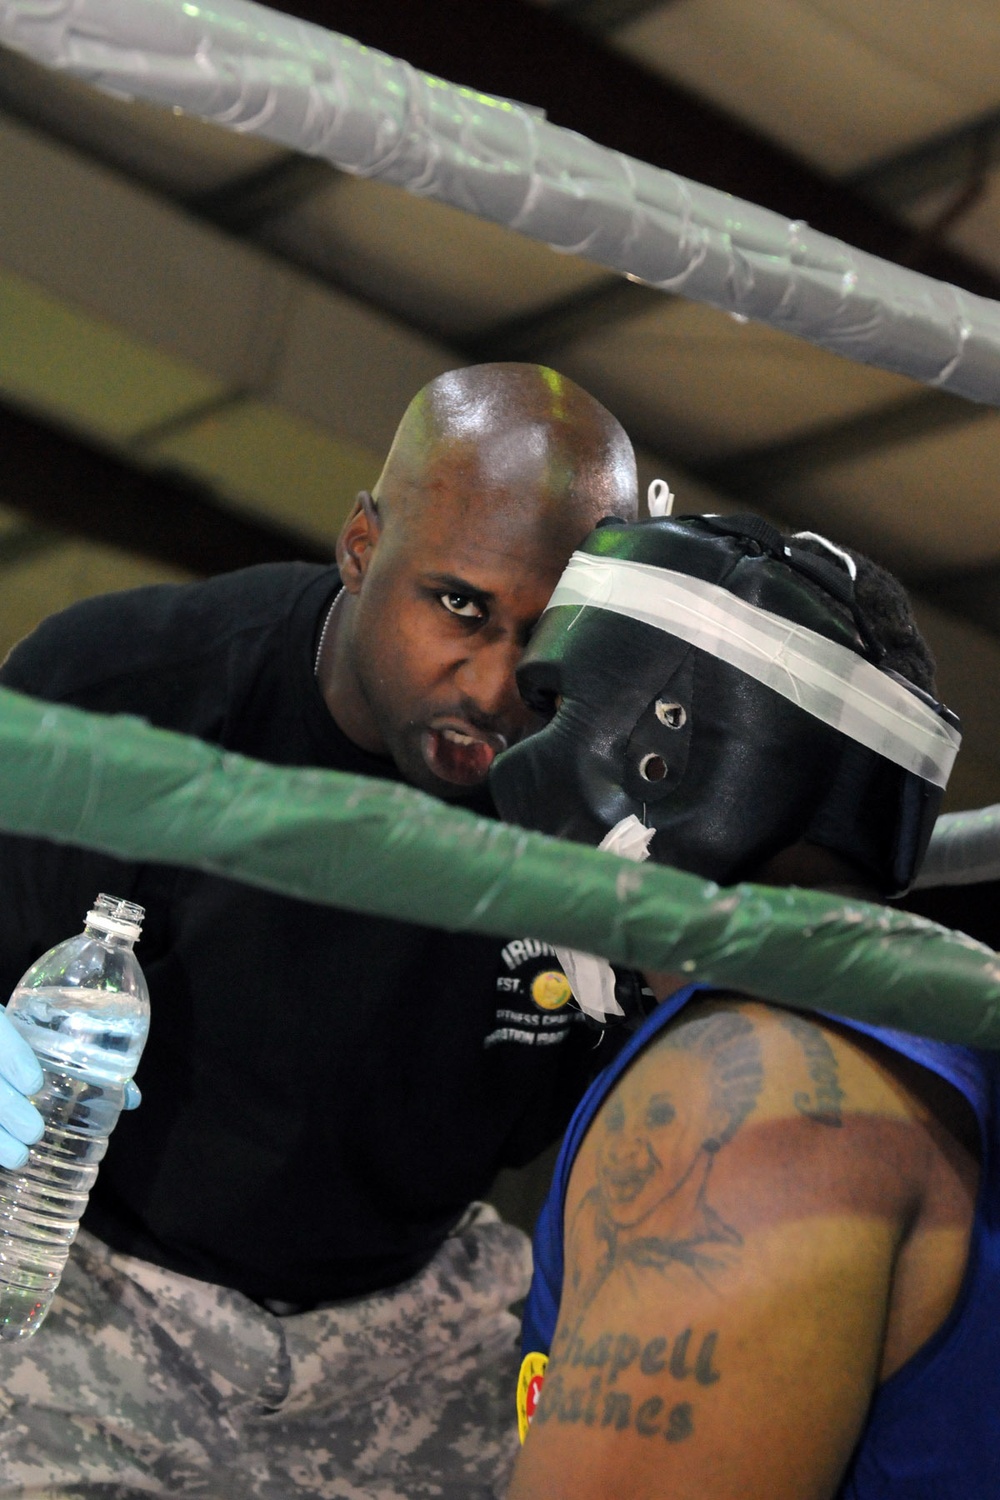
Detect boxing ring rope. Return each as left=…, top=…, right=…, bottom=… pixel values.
left=2, top=685, right=1000, bottom=1045
left=915, top=805, right=1000, bottom=887
left=0, top=0, right=997, bottom=995
left=1, top=0, right=1000, bottom=403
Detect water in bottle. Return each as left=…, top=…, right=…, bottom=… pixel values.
left=0, top=895, right=150, bottom=1340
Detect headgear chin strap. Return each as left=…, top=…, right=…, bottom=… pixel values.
left=490, top=513, right=960, bottom=897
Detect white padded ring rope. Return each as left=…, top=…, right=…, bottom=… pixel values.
left=545, top=553, right=961, bottom=788
left=914, top=804, right=1000, bottom=887
left=1, top=0, right=1000, bottom=403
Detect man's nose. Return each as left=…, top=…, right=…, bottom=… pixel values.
left=457, top=636, right=527, bottom=724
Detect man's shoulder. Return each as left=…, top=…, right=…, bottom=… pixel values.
left=635, top=993, right=981, bottom=1132
left=563, top=993, right=980, bottom=1328
left=516, top=991, right=986, bottom=1500
left=1, top=562, right=334, bottom=708
left=571, top=994, right=982, bottom=1302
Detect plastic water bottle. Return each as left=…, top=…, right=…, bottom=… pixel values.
left=0, top=895, right=150, bottom=1340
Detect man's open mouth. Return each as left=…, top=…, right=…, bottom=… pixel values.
left=421, top=722, right=508, bottom=787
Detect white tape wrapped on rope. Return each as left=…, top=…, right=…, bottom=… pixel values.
left=2, top=0, right=1000, bottom=403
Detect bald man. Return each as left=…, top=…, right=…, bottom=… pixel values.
left=0, top=365, right=637, bottom=1499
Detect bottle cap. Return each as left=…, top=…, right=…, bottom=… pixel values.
left=86, top=893, right=144, bottom=941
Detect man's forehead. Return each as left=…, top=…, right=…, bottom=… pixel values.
left=414, top=525, right=574, bottom=595
left=402, top=483, right=593, bottom=577
left=410, top=436, right=582, bottom=513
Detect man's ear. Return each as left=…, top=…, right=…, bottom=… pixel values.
left=336, top=491, right=381, bottom=594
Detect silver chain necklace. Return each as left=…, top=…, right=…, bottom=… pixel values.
left=313, top=594, right=340, bottom=678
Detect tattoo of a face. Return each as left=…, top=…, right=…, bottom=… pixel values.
left=545, top=1012, right=760, bottom=1452
left=573, top=1011, right=764, bottom=1304
left=777, top=1012, right=845, bottom=1127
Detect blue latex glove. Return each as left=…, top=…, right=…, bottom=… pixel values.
left=0, top=1007, right=44, bottom=1169
left=0, top=1008, right=141, bottom=1170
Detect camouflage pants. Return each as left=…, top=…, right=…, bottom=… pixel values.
left=0, top=1206, right=532, bottom=1499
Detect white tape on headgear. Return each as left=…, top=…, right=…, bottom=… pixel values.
left=545, top=553, right=960, bottom=788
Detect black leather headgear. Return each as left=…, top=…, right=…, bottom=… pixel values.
left=490, top=514, right=960, bottom=896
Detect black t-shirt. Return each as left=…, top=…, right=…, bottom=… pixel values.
left=0, top=564, right=597, bottom=1303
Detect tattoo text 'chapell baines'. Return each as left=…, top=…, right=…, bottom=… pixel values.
left=537, top=1325, right=720, bottom=1440
left=536, top=1374, right=692, bottom=1440
left=557, top=1326, right=721, bottom=1385
left=536, top=1370, right=695, bottom=1442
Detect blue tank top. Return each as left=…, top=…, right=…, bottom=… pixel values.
left=522, top=987, right=1000, bottom=1497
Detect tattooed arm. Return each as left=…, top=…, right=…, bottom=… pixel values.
left=509, top=997, right=978, bottom=1500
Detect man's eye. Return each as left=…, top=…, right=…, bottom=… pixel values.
left=439, top=593, right=484, bottom=620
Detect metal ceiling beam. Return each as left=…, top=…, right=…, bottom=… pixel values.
left=0, top=43, right=657, bottom=366
left=694, top=389, right=994, bottom=498
left=465, top=276, right=669, bottom=361
left=307, top=0, right=1000, bottom=304
left=850, top=109, right=1000, bottom=213
left=0, top=522, right=63, bottom=570
left=0, top=399, right=333, bottom=575
left=189, top=155, right=338, bottom=233
left=0, top=88, right=669, bottom=560
left=549, top=0, right=675, bottom=33
left=179, top=130, right=668, bottom=362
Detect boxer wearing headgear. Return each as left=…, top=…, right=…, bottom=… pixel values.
left=492, top=511, right=958, bottom=896
left=495, top=515, right=999, bottom=1500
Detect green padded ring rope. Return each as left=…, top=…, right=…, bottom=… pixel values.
left=1, top=685, right=998, bottom=1045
